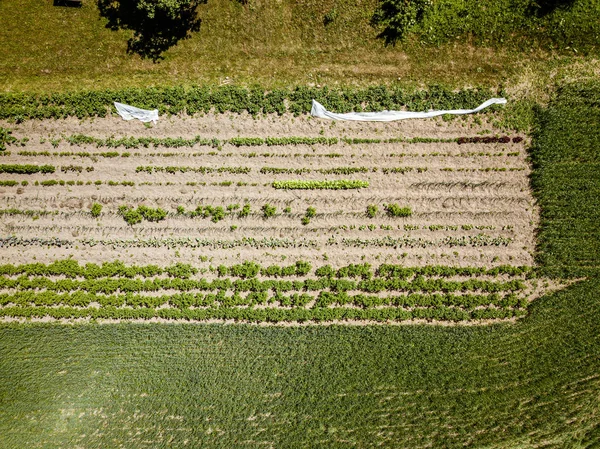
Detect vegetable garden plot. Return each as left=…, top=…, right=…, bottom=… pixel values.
left=0, top=113, right=540, bottom=323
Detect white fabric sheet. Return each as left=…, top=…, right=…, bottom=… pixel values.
left=310, top=97, right=507, bottom=122
left=114, top=102, right=159, bottom=123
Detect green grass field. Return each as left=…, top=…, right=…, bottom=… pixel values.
left=0, top=0, right=598, bottom=94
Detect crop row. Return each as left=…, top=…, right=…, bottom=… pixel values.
left=272, top=180, right=369, bottom=190
left=12, top=149, right=520, bottom=160
left=0, top=304, right=524, bottom=322
left=0, top=291, right=528, bottom=310
left=259, top=166, right=428, bottom=175
left=0, top=235, right=514, bottom=249
left=136, top=165, right=251, bottom=174
left=0, top=85, right=496, bottom=120
left=0, top=164, right=54, bottom=174
left=0, top=276, right=526, bottom=294
left=52, top=134, right=521, bottom=149
left=0, top=260, right=531, bottom=279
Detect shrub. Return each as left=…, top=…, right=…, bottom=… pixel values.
left=90, top=203, right=102, bottom=218
left=118, top=206, right=143, bottom=226
left=385, top=203, right=412, bottom=217
left=262, top=204, right=277, bottom=218
left=238, top=203, right=251, bottom=218
left=366, top=204, right=378, bottom=218
left=371, top=0, right=432, bottom=45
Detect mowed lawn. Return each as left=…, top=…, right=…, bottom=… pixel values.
left=0, top=0, right=598, bottom=93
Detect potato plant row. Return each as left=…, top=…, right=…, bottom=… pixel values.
left=0, top=290, right=528, bottom=310
left=0, top=260, right=531, bottom=279
left=0, top=304, right=525, bottom=323
left=0, top=85, right=496, bottom=120
left=0, top=276, right=526, bottom=295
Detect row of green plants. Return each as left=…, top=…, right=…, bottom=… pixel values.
left=16, top=133, right=522, bottom=151
left=261, top=166, right=427, bottom=175
left=0, top=260, right=530, bottom=280
left=0, top=235, right=513, bottom=249
left=0, top=304, right=524, bottom=322
left=136, top=165, right=431, bottom=176
left=25, top=179, right=136, bottom=187
left=0, top=85, right=496, bottom=120
left=0, top=164, right=54, bottom=174
left=272, top=180, right=369, bottom=190
left=117, top=205, right=167, bottom=225
left=12, top=148, right=519, bottom=160
left=0, top=276, right=526, bottom=294
left=0, top=290, right=527, bottom=310
left=304, top=223, right=505, bottom=231
left=136, top=165, right=251, bottom=174
left=340, top=234, right=513, bottom=248
left=441, top=167, right=526, bottom=172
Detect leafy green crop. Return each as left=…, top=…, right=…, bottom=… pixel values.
left=384, top=203, right=412, bottom=217
left=0, top=164, right=54, bottom=174
left=0, top=85, right=497, bottom=121
left=90, top=203, right=102, bottom=218
left=272, top=180, right=369, bottom=190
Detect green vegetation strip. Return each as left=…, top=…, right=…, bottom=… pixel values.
left=530, top=82, right=600, bottom=278
left=272, top=180, right=369, bottom=190
left=0, top=164, right=54, bottom=174
left=0, top=85, right=495, bottom=120
left=1, top=280, right=599, bottom=447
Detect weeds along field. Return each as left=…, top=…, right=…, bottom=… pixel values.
left=0, top=104, right=544, bottom=324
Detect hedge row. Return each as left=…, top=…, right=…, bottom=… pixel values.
left=0, top=85, right=497, bottom=120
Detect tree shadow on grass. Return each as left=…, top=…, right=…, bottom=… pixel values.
left=97, top=0, right=205, bottom=61
left=527, top=0, right=577, bottom=17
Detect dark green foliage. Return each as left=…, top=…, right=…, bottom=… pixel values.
left=0, top=127, right=17, bottom=151
left=262, top=203, right=276, bottom=219
left=373, top=0, right=600, bottom=51
left=237, top=203, right=251, bottom=218
left=530, top=81, right=600, bottom=277
left=302, top=206, right=316, bottom=225
left=384, top=203, right=412, bottom=217
left=90, top=203, right=102, bottom=218
left=97, top=0, right=206, bottom=61
left=366, top=204, right=378, bottom=218
left=0, top=85, right=495, bottom=121
left=371, top=0, right=432, bottom=45
left=189, top=205, right=226, bottom=223
left=118, top=205, right=166, bottom=225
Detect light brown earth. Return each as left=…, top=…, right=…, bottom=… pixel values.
left=0, top=113, right=535, bottom=270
